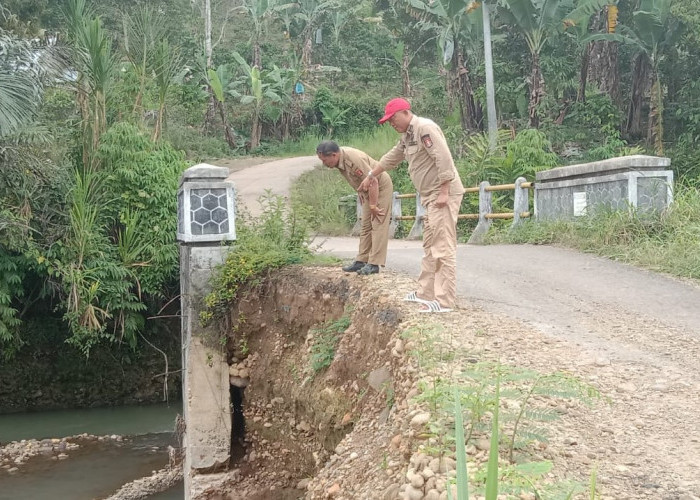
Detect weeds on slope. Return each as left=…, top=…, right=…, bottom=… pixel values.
left=488, top=186, right=700, bottom=281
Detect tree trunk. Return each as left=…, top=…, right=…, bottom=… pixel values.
left=301, top=34, right=313, bottom=75
left=250, top=108, right=261, bottom=150
left=528, top=52, right=544, bottom=128
left=204, top=0, right=212, bottom=68
left=577, top=44, right=590, bottom=103
left=202, top=93, right=217, bottom=134
left=482, top=2, right=498, bottom=150
left=625, top=53, right=650, bottom=138
left=588, top=7, right=619, bottom=103
left=153, top=100, right=165, bottom=141
left=647, top=71, right=663, bottom=155
left=401, top=49, right=411, bottom=97
left=455, top=49, right=480, bottom=132
left=252, top=38, right=262, bottom=69
left=216, top=101, right=236, bottom=149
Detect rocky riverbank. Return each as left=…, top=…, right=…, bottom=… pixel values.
left=0, top=433, right=123, bottom=474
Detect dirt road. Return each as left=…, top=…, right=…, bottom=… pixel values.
left=227, top=157, right=700, bottom=498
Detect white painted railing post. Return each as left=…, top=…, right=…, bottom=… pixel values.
left=407, top=194, right=426, bottom=240
left=512, top=177, right=528, bottom=228
left=389, top=191, right=401, bottom=238
left=468, top=181, right=492, bottom=244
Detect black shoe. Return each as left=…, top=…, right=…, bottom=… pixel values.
left=342, top=261, right=366, bottom=273
left=357, top=264, right=379, bottom=275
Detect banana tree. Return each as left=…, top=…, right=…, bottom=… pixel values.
left=498, top=0, right=591, bottom=128
left=399, top=0, right=483, bottom=131
left=586, top=4, right=620, bottom=103
left=207, top=64, right=237, bottom=148
left=558, top=0, right=619, bottom=103
left=292, top=0, right=340, bottom=72
left=236, top=0, right=294, bottom=69
left=265, top=62, right=299, bottom=140
left=622, top=0, right=677, bottom=154
left=230, top=52, right=284, bottom=149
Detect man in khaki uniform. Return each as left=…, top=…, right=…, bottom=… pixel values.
left=316, top=141, right=393, bottom=275
left=359, top=98, right=463, bottom=311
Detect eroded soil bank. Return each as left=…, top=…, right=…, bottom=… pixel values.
left=191, top=266, right=700, bottom=500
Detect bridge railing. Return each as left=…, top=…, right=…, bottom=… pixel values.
left=352, top=177, right=534, bottom=244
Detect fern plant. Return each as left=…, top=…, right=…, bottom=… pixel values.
left=0, top=248, right=23, bottom=356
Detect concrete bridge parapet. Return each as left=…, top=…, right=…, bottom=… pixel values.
left=177, top=164, right=237, bottom=499
left=535, top=155, right=673, bottom=220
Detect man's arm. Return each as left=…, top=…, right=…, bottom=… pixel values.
left=359, top=140, right=404, bottom=192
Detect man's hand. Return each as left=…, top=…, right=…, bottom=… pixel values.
left=358, top=177, right=371, bottom=192
left=369, top=205, right=386, bottom=222
left=435, top=190, right=449, bottom=208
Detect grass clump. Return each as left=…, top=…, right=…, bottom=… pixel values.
left=292, top=167, right=356, bottom=236
left=201, top=193, right=312, bottom=325
left=310, top=314, right=351, bottom=373
left=489, top=186, right=700, bottom=281
left=269, top=126, right=399, bottom=159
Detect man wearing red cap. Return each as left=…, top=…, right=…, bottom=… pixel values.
left=359, top=98, right=464, bottom=312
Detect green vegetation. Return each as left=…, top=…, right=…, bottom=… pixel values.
left=404, top=324, right=601, bottom=498
left=202, top=193, right=312, bottom=325
left=309, top=313, right=352, bottom=373
left=2, top=0, right=700, bottom=364
left=488, top=187, right=700, bottom=281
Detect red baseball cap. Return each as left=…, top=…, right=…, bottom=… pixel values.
left=378, top=98, right=411, bottom=124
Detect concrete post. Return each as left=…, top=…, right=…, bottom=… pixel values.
left=177, top=164, right=236, bottom=499
left=389, top=191, right=401, bottom=239
left=468, top=181, right=492, bottom=244
left=512, top=177, right=529, bottom=228
left=408, top=194, right=426, bottom=240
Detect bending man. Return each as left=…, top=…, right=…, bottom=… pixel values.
left=316, top=141, right=393, bottom=275
left=359, top=98, right=464, bottom=312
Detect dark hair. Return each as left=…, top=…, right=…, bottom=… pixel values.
left=316, top=140, right=340, bottom=155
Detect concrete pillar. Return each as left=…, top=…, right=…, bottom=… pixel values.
left=468, top=181, right=493, bottom=244
left=177, top=164, right=237, bottom=499
left=407, top=194, right=426, bottom=240
left=512, top=177, right=529, bottom=228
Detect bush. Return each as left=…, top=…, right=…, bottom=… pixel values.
left=202, top=194, right=312, bottom=324
left=163, top=123, right=232, bottom=161
left=312, top=87, right=385, bottom=138
left=99, top=122, right=187, bottom=298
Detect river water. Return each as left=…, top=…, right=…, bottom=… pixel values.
left=0, top=403, right=184, bottom=499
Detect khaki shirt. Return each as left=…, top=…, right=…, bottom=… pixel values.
left=337, top=147, right=392, bottom=192
left=379, top=115, right=464, bottom=204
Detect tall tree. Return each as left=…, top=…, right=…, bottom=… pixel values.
left=0, top=30, right=45, bottom=138
left=230, top=52, right=286, bottom=149
left=293, top=0, right=339, bottom=73
left=124, top=6, right=167, bottom=119
left=151, top=40, right=183, bottom=141
left=622, top=0, right=677, bottom=153
left=235, top=0, right=290, bottom=69
left=206, top=64, right=238, bottom=148
left=397, top=0, right=483, bottom=131
left=499, top=0, right=610, bottom=127
left=64, top=0, right=116, bottom=167
left=587, top=4, right=620, bottom=103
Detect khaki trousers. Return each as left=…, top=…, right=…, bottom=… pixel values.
left=357, top=179, right=393, bottom=266
left=417, top=194, right=463, bottom=308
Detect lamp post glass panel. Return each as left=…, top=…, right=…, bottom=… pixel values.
left=177, top=164, right=236, bottom=244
